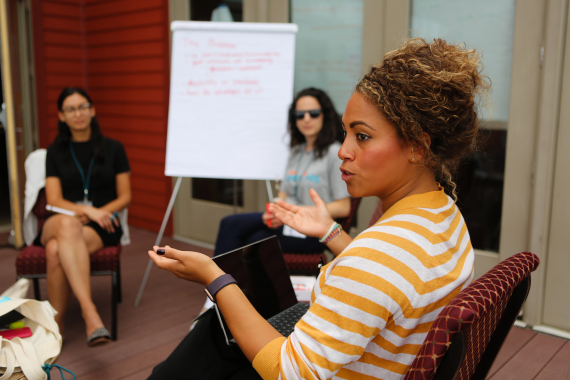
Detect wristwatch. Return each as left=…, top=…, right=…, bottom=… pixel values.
left=204, top=274, right=238, bottom=303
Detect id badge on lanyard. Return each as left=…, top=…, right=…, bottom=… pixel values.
left=76, top=199, right=93, bottom=207
left=70, top=142, right=95, bottom=208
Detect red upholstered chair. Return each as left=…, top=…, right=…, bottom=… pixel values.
left=15, top=188, right=122, bottom=340
left=404, top=251, right=540, bottom=380
left=283, top=197, right=361, bottom=275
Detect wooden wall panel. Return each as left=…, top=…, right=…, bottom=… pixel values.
left=124, top=147, right=165, bottom=165
left=45, top=74, right=85, bottom=87
left=44, top=60, right=84, bottom=73
left=100, top=117, right=167, bottom=133
left=87, top=58, right=166, bottom=73
left=33, top=0, right=173, bottom=234
left=42, top=16, right=82, bottom=32
left=84, top=9, right=164, bottom=32
left=41, top=2, right=81, bottom=17
left=84, top=0, right=171, bottom=234
left=92, top=103, right=166, bottom=118
left=43, top=31, right=82, bottom=46
left=43, top=46, right=83, bottom=59
left=87, top=42, right=165, bottom=60
left=32, top=0, right=85, bottom=150
left=85, top=0, right=163, bottom=18
left=88, top=89, right=165, bottom=102
left=88, top=73, right=166, bottom=88
left=85, top=26, right=165, bottom=46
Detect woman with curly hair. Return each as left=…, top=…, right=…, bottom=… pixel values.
left=213, top=87, right=351, bottom=256
left=147, top=38, right=489, bottom=380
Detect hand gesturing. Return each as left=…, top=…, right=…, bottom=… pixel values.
left=268, top=188, right=334, bottom=239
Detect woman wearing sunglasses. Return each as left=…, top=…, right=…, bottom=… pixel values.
left=33, top=87, right=131, bottom=346
left=148, top=38, right=485, bottom=379
left=213, top=87, right=351, bottom=256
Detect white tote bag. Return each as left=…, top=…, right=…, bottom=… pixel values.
left=0, top=283, right=62, bottom=380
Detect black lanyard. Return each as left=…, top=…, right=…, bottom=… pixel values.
left=69, top=142, right=95, bottom=203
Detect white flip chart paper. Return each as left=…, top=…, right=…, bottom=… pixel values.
left=165, top=21, right=297, bottom=180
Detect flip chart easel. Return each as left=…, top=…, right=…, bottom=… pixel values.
left=135, top=21, right=297, bottom=307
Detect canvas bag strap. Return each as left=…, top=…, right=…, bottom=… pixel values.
left=6, top=339, right=47, bottom=379
left=0, top=298, right=61, bottom=377
left=0, top=339, right=15, bottom=379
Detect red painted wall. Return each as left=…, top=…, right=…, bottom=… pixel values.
left=32, top=0, right=173, bottom=234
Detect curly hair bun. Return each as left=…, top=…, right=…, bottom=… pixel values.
left=356, top=38, right=490, bottom=199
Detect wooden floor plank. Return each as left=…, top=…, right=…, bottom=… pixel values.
left=59, top=321, right=189, bottom=376
left=0, top=227, right=208, bottom=379
left=534, top=341, right=570, bottom=380
left=57, top=302, right=196, bottom=365
left=486, top=326, right=537, bottom=378
left=121, top=366, right=154, bottom=380
left=2, top=227, right=569, bottom=379
left=489, top=333, right=566, bottom=380
left=79, top=339, right=182, bottom=380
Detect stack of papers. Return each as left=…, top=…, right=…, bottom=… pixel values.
left=290, top=275, right=317, bottom=302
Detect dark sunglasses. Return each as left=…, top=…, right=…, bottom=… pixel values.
left=295, top=109, right=322, bottom=120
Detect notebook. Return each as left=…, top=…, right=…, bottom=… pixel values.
left=207, top=236, right=311, bottom=345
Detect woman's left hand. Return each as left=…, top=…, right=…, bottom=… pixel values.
left=81, top=207, right=117, bottom=233
left=269, top=188, right=334, bottom=238
left=148, top=245, right=224, bottom=286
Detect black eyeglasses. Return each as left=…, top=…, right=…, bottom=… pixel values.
left=295, top=109, right=322, bottom=120
left=61, top=103, right=92, bottom=117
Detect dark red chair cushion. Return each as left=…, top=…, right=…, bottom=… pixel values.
left=32, top=188, right=50, bottom=232
left=404, top=251, right=540, bottom=380
left=283, top=252, right=326, bottom=275
left=15, top=245, right=48, bottom=276
left=19, top=188, right=121, bottom=276
left=16, top=245, right=121, bottom=276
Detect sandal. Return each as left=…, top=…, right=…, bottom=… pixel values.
left=87, top=327, right=112, bottom=347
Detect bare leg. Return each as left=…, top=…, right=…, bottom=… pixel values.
left=41, top=215, right=105, bottom=338
left=45, top=238, right=71, bottom=339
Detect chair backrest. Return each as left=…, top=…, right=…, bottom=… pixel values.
left=336, top=197, right=362, bottom=231
left=404, top=251, right=540, bottom=380
left=33, top=188, right=51, bottom=232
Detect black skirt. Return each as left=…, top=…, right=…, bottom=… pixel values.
left=33, top=214, right=123, bottom=247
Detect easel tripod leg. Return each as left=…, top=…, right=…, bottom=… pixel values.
left=134, top=176, right=183, bottom=307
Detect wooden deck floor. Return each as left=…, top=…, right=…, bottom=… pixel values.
left=1, top=227, right=569, bottom=379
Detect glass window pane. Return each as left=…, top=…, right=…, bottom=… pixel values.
left=292, top=0, right=363, bottom=112
left=192, top=178, right=243, bottom=207
left=411, top=0, right=516, bottom=252
left=190, top=0, right=243, bottom=22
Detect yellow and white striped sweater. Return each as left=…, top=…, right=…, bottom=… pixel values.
left=253, top=188, right=475, bottom=380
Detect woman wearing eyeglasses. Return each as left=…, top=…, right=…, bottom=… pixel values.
left=33, top=87, right=131, bottom=346
left=213, top=87, right=351, bottom=256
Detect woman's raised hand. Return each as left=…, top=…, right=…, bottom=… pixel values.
left=269, top=188, right=334, bottom=239
left=148, top=245, right=224, bottom=286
